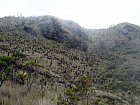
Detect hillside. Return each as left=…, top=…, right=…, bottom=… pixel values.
left=88, top=22, right=140, bottom=96
left=0, top=16, right=140, bottom=105
left=0, top=16, right=88, bottom=51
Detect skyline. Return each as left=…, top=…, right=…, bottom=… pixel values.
left=0, top=0, right=140, bottom=29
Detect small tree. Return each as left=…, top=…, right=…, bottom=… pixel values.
left=16, top=71, right=28, bottom=84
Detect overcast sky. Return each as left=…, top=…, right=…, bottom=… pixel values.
left=0, top=0, right=140, bottom=29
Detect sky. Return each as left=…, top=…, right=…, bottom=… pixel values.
left=0, top=0, right=140, bottom=29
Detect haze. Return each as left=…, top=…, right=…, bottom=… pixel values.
left=0, top=0, right=140, bottom=29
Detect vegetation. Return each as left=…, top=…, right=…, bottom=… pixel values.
left=0, top=16, right=139, bottom=105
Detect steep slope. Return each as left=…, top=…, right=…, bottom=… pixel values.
left=0, top=16, right=139, bottom=105
left=0, top=16, right=88, bottom=51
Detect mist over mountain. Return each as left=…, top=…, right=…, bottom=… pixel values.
left=88, top=22, right=140, bottom=51
left=0, top=16, right=89, bottom=51
left=0, top=15, right=140, bottom=105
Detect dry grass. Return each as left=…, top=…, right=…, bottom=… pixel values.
left=0, top=81, right=63, bottom=105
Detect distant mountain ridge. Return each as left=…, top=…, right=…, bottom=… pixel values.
left=1, top=16, right=140, bottom=52
left=87, top=22, right=140, bottom=51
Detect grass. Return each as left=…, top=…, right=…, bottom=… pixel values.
left=0, top=81, right=64, bottom=105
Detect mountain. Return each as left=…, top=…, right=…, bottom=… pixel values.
left=0, top=16, right=88, bottom=51
left=88, top=22, right=140, bottom=52
left=0, top=16, right=140, bottom=105
left=88, top=22, right=140, bottom=96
